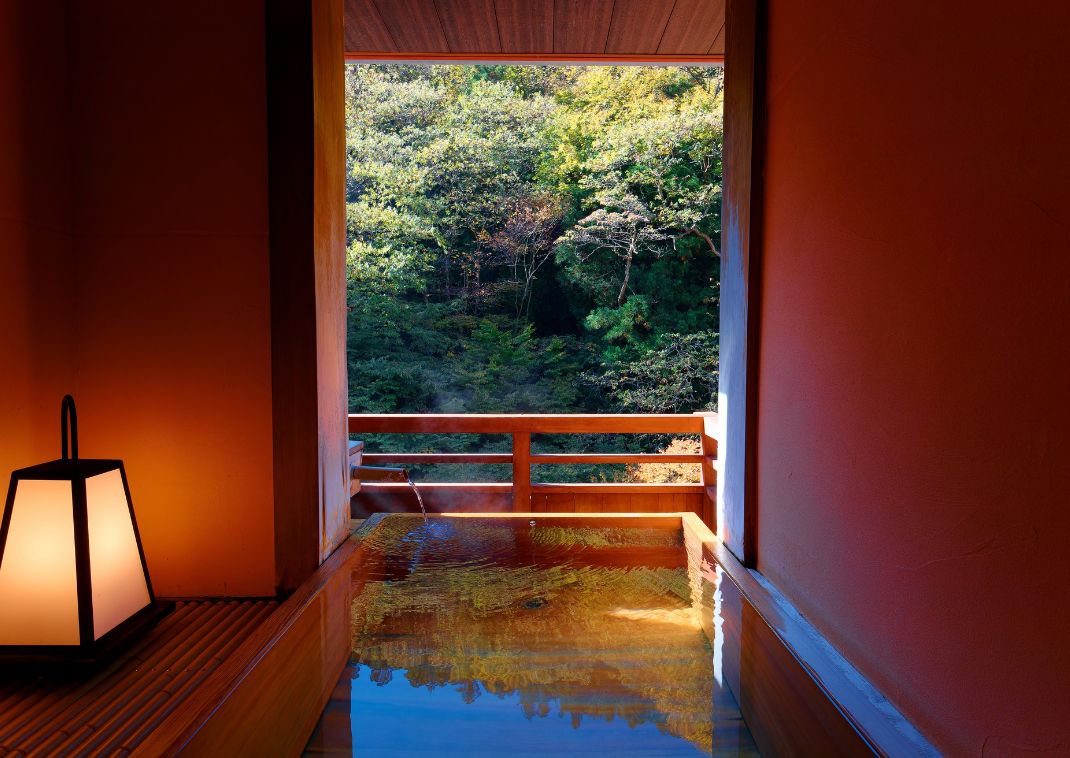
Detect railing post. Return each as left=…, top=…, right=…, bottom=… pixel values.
left=695, top=412, right=718, bottom=529
left=512, top=431, right=531, bottom=512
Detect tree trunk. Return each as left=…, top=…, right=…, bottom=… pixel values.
left=617, top=251, right=634, bottom=306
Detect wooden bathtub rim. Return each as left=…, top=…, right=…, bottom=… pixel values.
left=678, top=513, right=938, bottom=757
left=147, top=512, right=936, bottom=757
left=141, top=535, right=363, bottom=756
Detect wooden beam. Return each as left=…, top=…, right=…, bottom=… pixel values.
left=530, top=453, right=703, bottom=465
left=266, top=0, right=349, bottom=593
left=717, top=0, right=765, bottom=567
left=348, top=413, right=705, bottom=434
left=531, top=483, right=704, bottom=495
left=345, top=51, right=723, bottom=63
left=361, top=453, right=512, bottom=465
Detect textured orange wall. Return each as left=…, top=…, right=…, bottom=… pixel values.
left=64, top=0, right=275, bottom=596
left=756, top=1, right=1070, bottom=753
left=0, top=2, right=74, bottom=481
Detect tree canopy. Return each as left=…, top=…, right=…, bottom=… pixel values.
left=345, top=65, right=722, bottom=479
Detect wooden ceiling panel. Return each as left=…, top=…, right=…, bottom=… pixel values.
left=658, top=0, right=726, bottom=54
left=494, top=0, right=553, bottom=53
left=554, top=0, right=614, bottom=54
left=372, top=0, right=448, bottom=51
left=436, top=0, right=501, bottom=53
left=343, top=0, right=396, bottom=52
left=605, top=0, right=676, bottom=55
left=709, top=21, right=726, bottom=55
left=344, top=0, right=725, bottom=60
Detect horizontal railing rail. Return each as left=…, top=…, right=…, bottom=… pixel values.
left=349, top=413, right=718, bottom=524
left=349, top=413, right=705, bottom=434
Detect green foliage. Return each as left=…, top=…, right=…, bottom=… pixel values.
left=345, top=65, right=722, bottom=480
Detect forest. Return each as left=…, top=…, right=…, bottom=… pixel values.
left=345, top=65, right=722, bottom=481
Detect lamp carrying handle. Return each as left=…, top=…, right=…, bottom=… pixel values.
left=61, top=394, right=78, bottom=461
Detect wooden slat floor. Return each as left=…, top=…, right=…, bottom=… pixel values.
left=0, top=599, right=278, bottom=758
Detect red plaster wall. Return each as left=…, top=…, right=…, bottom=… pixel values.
left=756, top=1, right=1070, bottom=753
left=64, top=0, right=275, bottom=596
left=0, top=2, right=75, bottom=482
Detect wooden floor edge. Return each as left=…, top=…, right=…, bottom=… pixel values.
left=139, top=536, right=364, bottom=756
left=679, top=513, right=939, bottom=757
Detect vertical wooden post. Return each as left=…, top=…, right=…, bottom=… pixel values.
left=695, top=412, right=719, bottom=530
left=266, top=0, right=349, bottom=593
left=718, top=0, right=765, bottom=567
left=512, top=432, right=531, bottom=512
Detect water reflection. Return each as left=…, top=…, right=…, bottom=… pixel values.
left=305, top=519, right=759, bottom=756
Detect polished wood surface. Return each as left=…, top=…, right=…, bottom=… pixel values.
left=717, top=0, right=764, bottom=566
left=267, top=0, right=351, bottom=593
left=435, top=0, right=500, bottom=52
left=605, top=0, right=677, bottom=55
left=554, top=0, right=615, bottom=54
left=371, top=0, right=447, bottom=51
left=344, top=0, right=726, bottom=58
left=532, top=488, right=703, bottom=516
left=342, top=0, right=397, bottom=51
left=144, top=539, right=361, bottom=756
left=0, top=600, right=277, bottom=757
left=681, top=514, right=936, bottom=756
left=659, top=0, right=727, bottom=54
left=354, top=483, right=705, bottom=517
left=494, top=0, right=553, bottom=53
left=313, top=0, right=353, bottom=568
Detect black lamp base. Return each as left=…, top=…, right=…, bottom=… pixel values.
left=0, top=600, right=175, bottom=672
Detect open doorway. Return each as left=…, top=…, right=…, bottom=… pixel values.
left=346, top=64, right=723, bottom=491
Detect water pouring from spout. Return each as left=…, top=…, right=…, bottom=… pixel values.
left=406, top=474, right=428, bottom=522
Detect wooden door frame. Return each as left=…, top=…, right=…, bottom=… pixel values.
left=265, top=0, right=350, bottom=594
left=331, top=2, right=766, bottom=569
left=717, top=0, right=765, bottom=567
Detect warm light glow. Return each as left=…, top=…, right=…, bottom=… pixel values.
left=606, top=607, right=703, bottom=628
left=87, top=470, right=150, bottom=640
left=0, top=480, right=80, bottom=645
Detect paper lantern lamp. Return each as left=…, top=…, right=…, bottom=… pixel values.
left=0, top=396, right=170, bottom=664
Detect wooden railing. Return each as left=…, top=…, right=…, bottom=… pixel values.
left=348, top=413, right=718, bottom=525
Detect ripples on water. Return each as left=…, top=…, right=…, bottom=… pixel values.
left=308, top=518, right=759, bottom=756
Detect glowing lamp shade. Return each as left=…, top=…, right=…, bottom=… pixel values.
left=0, top=396, right=166, bottom=663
